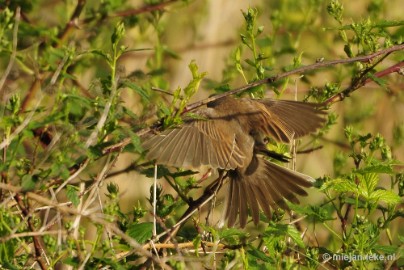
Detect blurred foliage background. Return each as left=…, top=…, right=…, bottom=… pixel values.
left=0, top=0, right=403, bottom=269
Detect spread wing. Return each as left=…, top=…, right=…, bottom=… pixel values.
left=142, top=116, right=248, bottom=170
left=253, top=99, right=326, bottom=142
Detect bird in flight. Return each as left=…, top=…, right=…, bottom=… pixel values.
left=142, top=96, right=326, bottom=228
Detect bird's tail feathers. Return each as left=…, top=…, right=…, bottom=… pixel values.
left=224, top=157, right=313, bottom=228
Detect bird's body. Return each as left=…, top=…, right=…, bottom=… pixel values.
left=142, top=96, right=326, bottom=227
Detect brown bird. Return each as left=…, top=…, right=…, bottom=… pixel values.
left=142, top=96, right=326, bottom=228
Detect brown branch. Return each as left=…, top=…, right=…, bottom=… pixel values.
left=20, top=77, right=41, bottom=112
left=111, top=0, right=179, bottom=18
left=14, top=194, right=48, bottom=270
left=370, top=60, right=404, bottom=79
left=184, top=43, right=404, bottom=112
left=81, top=0, right=180, bottom=25
left=325, top=60, right=404, bottom=105
left=0, top=230, right=65, bottom=243
left=296, top=145, right=323, bottom=154
left=143, top=240, right=225, bottom=250
left=57, top=0, right=86, bottom=47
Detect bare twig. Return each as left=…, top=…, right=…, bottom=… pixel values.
left=57, top=0, right=86, bottom=46
left=55, top=158, right=90, bottom=194
left=296, top=145, right=324, bottom=154
left=153, top=163, right=158, bottom=237
left=14, top=194, right=48, bottom=270
left=325, top=60, right=404, bottom=104
left=151, top=86, right=174, bottom=96
left=111, top=0, right=179, bottom=18
left=184, top=43, right=404, bottom=112
left=0, top=230, right=65, bottom=243
left=143, top=240, right=225, bottom=250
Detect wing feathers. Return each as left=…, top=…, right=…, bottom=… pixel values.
left=257, top=99, right=326, bottom=142
left=142, top=120, right=247, bottom=169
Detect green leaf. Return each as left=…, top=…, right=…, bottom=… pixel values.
left=247, top=246, right=274, bottom=263
left=373, top=19, right=404, bottom=28
left=320, top=178, right=358, bottom=193
left=90, top=49, right=111, bottom=62
left=358, top=173, right=379, bottom=195
left=373, top=244, right=399, bottom=254
left=123, top=81, right=150, bottom=101
left=130, top=134, right=143, bottom=153
left=286, top=225, right=305, bottom=248
left=141, top=165, right=170, bottom=178
left=159, top=194, right=176, bottom=217
left=183, top=60, right=207, bottom=98
left=355, top=164, right=393, bottom=174
left=192, top=235, right=202, bottom=257
left=368, top=189, right=401, bottom=205
left=127, top=222, right=153, bottom=244
left=327, top=0, right=344, bottom=24
left=265, top=224, right=305, bottom=248
left=1, top=262, right=19, bottom=270
left=163, top=45, right=181, bottom=59
left=66, top=185, right=80, bottom=207
left=244, top=58, right=256, bottom=67
left=367, top=73, right=387, bottom=87
left=111, top=21, right=125, bottom=45
left=218, top=227, right=248, bottom=241
left=63, top=257, right=80, bottom=267
left=287, top=204, right=334, bottom=222
left=21, top=175, right=36, bottom=191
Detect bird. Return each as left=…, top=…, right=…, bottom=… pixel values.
left=142, top=95, right=326, bottom=228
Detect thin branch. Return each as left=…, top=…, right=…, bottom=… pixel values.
left=14, top=194, right=48, bottom=270
left=0, top=230, right=65, bottom=242
left=184, top=43, right=404, bottom=112
left=57, top=0, right=86, bottom=46
left=325, top=60, right=404, bottom=104
left=143, top=241, right=225, bottom=250
left=111, top=0, right=179, bottom=18
left=296, top=145, right=324, bottom=154
left=153, top=164, right=158, bottom=238
left=55, top=158, right=90, bottom=194
left=151, top=86, right=174, bottom=96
